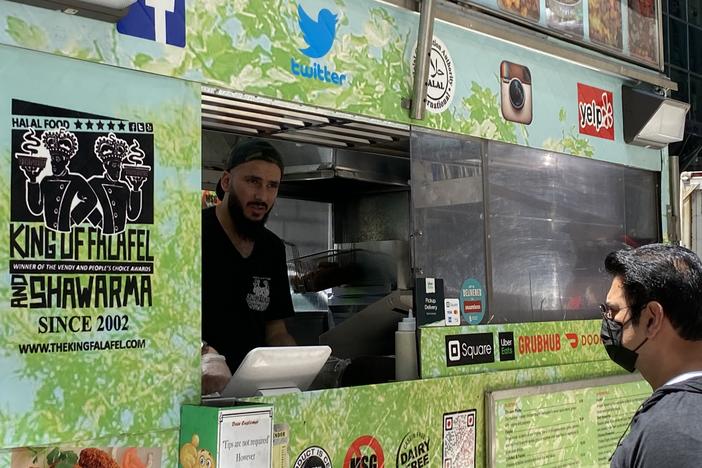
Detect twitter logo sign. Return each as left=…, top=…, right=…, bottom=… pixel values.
left=290, top=3, right=348, bottom=86
left=298, top=4, right=336, bottom=58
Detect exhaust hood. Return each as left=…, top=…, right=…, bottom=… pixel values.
left=622, top=86, right=690, bottom=149
left=202, top=130, right=410, bottom=202
left=201, top=87, right=411, bottom=201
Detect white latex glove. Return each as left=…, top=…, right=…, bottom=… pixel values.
left=201, top=351, right=232, bottom=395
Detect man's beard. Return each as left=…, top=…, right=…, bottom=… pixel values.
left=227, top=192, right=271, bottom=240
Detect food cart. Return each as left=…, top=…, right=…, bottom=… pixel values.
left=0, top=0, right=687, bottom=466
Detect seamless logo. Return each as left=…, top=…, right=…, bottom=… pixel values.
left=117, top=0, right=186, bottom=48
left=298, top=4, right=338, bottom=58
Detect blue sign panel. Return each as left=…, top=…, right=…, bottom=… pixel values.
left=117, top=0, right=186, bottom=48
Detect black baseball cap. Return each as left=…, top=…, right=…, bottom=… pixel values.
left=216, top=140, right=284, bottom=200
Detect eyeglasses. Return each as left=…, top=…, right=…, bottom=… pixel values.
left=599, top=303, right=631, bottom=320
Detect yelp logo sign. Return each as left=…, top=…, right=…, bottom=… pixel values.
left=577, top=83, right=614, bottom=140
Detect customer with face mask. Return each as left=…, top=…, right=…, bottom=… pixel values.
left=201, top=139, right=296, bottom=395
left=600, top=243, right=702, bottom=467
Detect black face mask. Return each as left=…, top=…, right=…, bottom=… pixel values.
left=600, top=317, right=648, bottom=373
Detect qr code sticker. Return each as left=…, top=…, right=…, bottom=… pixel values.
left=443, top=409, right=476, bottom=468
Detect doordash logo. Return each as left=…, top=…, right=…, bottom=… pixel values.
left=290, top=3, right=349, bottom=86
left=577, top=83, right=614, bottom=140
left=565, top=332, right=601, bottom=348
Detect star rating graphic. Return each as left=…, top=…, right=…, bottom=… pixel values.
left=69, top=119, right=144, bottom=133
left=73, top=119, right=127, bottom=132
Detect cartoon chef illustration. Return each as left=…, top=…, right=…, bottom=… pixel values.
left=87, top=132, right=150, bottom=234
left=20, top=127, right=97, bottom=233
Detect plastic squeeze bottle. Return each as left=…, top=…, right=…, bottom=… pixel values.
left=395, top=308, right=418, bottom=381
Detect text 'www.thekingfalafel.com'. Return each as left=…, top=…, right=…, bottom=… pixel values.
left=18, top=338, right=147, bottom=355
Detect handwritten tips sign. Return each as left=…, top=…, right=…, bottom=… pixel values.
left=218, top=407, right=273, bottom=468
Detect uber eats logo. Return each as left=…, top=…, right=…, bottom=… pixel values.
left=499, top=331, right=515, bottom=361
left=445, top=333, right=495, bottom=366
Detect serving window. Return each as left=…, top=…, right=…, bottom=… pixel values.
left=410, top=128, right=660, bottom=324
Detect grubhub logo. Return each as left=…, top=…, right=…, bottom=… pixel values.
left=445, top=333, right=494, bottom=367
left=577, top=83, right=614, bottom=140
left=517, top=333, right=561, bottom=355
left=290, top=3, right=349, bottom=86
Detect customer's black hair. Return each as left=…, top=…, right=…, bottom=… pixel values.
left=604, top=243, right=702, bottom=340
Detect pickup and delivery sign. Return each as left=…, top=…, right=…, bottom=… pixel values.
left=577, top=83, right=614, bottom=140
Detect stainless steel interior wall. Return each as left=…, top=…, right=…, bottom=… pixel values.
left=333, top=191, right=410, bottom=243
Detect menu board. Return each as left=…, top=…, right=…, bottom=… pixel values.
left=454, top=0, right=661, bottom=69
left=486, top=374, right=651, bottom=467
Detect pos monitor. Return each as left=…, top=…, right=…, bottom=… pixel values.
left=220, top=346, right=331, bottom=398
left=319, top=289, right=412, bottom=359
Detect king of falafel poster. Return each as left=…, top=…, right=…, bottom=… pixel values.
left=0, top=45, right=202, bottom=463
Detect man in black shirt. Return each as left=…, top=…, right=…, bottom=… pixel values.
left=202, top=140, right=295, bottom=394
left=600, top=244, right=702, bottom=466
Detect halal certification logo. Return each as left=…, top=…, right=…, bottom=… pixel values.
left=412, top=36, right=455, bottom=114
left=294, top=446, right=332, bottom=468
